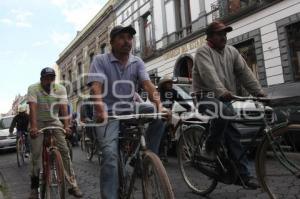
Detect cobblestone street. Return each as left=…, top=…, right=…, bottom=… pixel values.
left=0, top=146, right=282, bottom=199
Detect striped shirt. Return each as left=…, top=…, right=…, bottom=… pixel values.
left=27, top=82, right=68, bottom=122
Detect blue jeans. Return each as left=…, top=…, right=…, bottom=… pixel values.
left=95, top=103, right=165, bottom=199
left=198, top=97, right=250, bottom=177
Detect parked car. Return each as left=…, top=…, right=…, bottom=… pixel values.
left=0, top=115, right=17, bottom=150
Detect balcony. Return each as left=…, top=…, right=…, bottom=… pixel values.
left=210, top=0, right=281, bottom=22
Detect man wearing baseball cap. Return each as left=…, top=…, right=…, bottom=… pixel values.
left=192, top=21, right=265, bottom=189
left=27, top=67, right=83, bottom=198
left=88, top=25, right=168, bottom=198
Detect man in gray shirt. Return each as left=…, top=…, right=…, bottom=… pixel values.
left=87, top=25, right=167, bottom=199
left=193, top=21, right=265, bottom=189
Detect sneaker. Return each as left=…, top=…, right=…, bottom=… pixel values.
left=68, top=187, right=83, bottom=198
left=28, top=189, right=38, bottom=199
left=235, top=176, right=260, bottom=190
left=25, top=153, right=30, bottom=158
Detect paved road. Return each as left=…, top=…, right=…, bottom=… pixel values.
left=0, top=147, right=287, bottom=199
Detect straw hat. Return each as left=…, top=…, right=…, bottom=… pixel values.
left=158, top=75, right=173, bottom=88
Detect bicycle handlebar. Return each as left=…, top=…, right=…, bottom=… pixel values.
left=107, top=112, right=168, bottom=120
left=231, top=95, right=270, bottom=103
left=38, top=126, right=66, bottom=134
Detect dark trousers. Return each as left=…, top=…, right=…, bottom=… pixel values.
left=197, top=96, right=250, bottom=177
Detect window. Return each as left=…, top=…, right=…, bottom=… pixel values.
left=234, top=39, right=258, bottom=79
left=62, top=74, right=65, bottom=81
left=174, top=0, right=192, bottom=37
left=142, top=13, right=154, bottom=57
left=287, top=21, right=300, bottom=81
left=78, top=62, right=82, bottom=75
left=68, top=70, right=72, bottom=82
left=100, top=44, right=106, bottom=54
left=89, top=52, right=94, bottom=64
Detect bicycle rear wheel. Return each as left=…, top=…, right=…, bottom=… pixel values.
left=16, top=137, right=25, bottom=167
left=84, top=139, right=95, bottom=161
left=177, top=125, right=217, bottom=195
left=256, top=124, right=300, bottom=199
left=66, top=139, right=73, bottom=161
left=45, top=150, right=65, bottom=199
left=142, top=150, right=174, bottom=199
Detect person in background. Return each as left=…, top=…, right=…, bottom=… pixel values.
left=9, top=105, right=30, bottom=157
left=27, top=67, right=83, bottom=199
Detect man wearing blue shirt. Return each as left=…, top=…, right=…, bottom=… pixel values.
left=87, top=25, right=168, bottom=199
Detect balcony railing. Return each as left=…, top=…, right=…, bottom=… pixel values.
left=211, top=0, right=279, bottom=21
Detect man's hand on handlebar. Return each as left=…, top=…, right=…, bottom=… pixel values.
left=64, top=126, right=72, bottom=137
left=95, top=111, right=108, bottom=123
left=256, top=91, right=267, bottom=98
left=219, top=91, right=234, bottom=102
left=30, top=127, right=39, bottom=139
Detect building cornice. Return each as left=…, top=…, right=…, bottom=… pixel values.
left=57, top=0, right=115, bottom=65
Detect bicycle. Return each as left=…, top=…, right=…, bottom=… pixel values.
left=38, top=126, right=75, bottom=199
left=80, top=122, right=101, bottom=163
left=159, top=111, right=202, bottom=162
left=177, top=95, right=300, bottom=198
left=105, top=113, right=175, bottom=199
left=16, top=131, right=29, bottom=167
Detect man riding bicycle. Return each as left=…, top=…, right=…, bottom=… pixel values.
left=87, top=25, right=169, bottom=199
left=9, top=105, right=30, bottom=157
left=27, top=67, right=83, bottom=199
left=192, top=21, right=266, bottom=189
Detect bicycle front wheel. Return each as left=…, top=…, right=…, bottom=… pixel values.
left=45, top=150, right=65, bottom=199
left=16, top=137, right=25, bottom=167
left=142, top=150, right=174, bottom=199
left=256, top=124, right=300, bottom=199
left=177, top=125, right=217, bottom=195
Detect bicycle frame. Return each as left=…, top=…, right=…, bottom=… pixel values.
left=230, top=96, right=300, bottom=179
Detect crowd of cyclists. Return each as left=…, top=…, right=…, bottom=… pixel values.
left=8, top=21, right=273, bottom=199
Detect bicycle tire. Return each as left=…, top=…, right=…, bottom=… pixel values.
left=142, top=150, right=174, bottom=199
left=177, top=125, right=217, bottom=195
left=45, top=150, right=66, bottom=199
left=80, top=129, right=86, bottom=151
left=66, top=139, right=73, bottom=161
left=85, top=139, right=95, bottom=161
left=16, top=137, right=25, bottom=167
left=256, top=124, right=300, bottom=199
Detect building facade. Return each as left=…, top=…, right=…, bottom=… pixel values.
left=57, top=0, right=300, bottom=108
left=115, top=0, right=300, bottom=91
left=56, top=0, right=115, bottom=111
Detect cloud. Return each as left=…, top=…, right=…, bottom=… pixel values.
left=32, top=40, right=49, bottom=47
left=0, top=18, right=13, bottom=25
left=50, top=31, right=73, bottom=46
left=0, top=9, right=33, bottom=28
left=49, top=0, right=107, bottom=30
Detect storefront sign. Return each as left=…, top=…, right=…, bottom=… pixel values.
left=163, top=36, right=206, bottom=60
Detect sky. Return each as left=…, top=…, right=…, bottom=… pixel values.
left=0, top=0, right=108, bottom=114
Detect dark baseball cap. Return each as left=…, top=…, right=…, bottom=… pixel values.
left=110, top=25, right=136, bottom=40
left=40, top=67, right=56, bottom=77
left=206, top=21, right=233, bottom=34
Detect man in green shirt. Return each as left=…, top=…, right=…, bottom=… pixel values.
left=27, top=67, right=83, bottom=198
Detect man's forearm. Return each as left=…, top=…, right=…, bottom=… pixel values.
left=90, top=82, right=106, bottom=114
left=60, top=104, right=70, bottom=128
left=143, top=80, right=163, bottom=110
left=28, top=102, right=38, bottom=129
